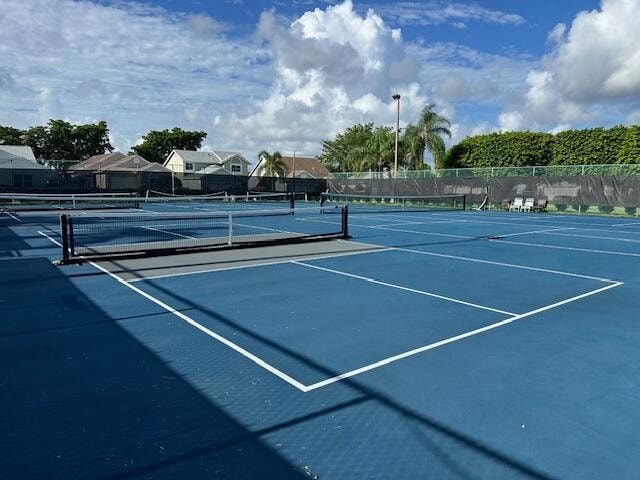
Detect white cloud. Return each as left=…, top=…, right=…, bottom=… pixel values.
left=369, top=1, right=525, bottom=27
left=547, top=23, right=566, bottom=44
left=500, top=0, right=640, bottom=131
left=221, top=0, right=430, bottom=156
left=0, top=0, right=267, bottom=152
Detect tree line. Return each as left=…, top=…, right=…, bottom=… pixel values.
left=0, top=120, right=207, bottom=164
left=319, top=104, right=452, bottom=172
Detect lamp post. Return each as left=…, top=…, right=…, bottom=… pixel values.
left=292, top=149, right=297, bottom=194
left=392, top=93, right=401, bottom=176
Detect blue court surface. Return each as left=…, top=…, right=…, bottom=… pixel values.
left=2, top=203, right=640, bottom=479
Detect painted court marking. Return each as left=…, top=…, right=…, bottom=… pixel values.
left=290, top=260, right=516, bottom=316
left=141, top=225, right=196, bottom=239
left=303, top=280, right=623, bottom=391
left=36, top=229, right=625, bottom=392
left=3, top=211, right=22, bottom=222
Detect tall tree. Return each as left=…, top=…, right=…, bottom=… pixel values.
left=364, top=126, right=395, bottom=171
left=257, top=151, right=288, bottom=177
left=402, top=104, right=451, bottom=169
left=131, top=127, right=207, bottom=164
left=319, top=123, right=375, bottom=171
left=0, top=126, right=26, bottom=145
left=19, top=119, right=113, bottom=160
left=72, top=121, right=113, bottom=159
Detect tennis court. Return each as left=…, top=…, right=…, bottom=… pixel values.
left=2, top=194, right=640, bottom=479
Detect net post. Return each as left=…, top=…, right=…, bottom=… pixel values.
left=462, top=194, right=466, bottom=211
left=341, top=205, right=349, bottom=238
left=68, top=216, right=75, bottom=256
left=60, top=214, right=70, bottom=264
left=227, top=213, right=233, bottom=245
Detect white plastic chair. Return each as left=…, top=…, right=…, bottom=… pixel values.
left=521, top=198, right=535, bottom=212
left=509, top=197, right=524, bottom=212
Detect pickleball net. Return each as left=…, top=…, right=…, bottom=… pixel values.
left=0, top=193, right=139, bottom=212
left=320, top=193, right=466, bottom=213
left=59, top=206, right=349, bottom=263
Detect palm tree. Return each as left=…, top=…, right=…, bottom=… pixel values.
left=402, top=104, right=451, bottom=169
left=257, top=150, right=288, bottom=177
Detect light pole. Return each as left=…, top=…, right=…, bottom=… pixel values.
left=292, top=149, right=297, bottom=193
left=392, top=93, right=401, bottom=176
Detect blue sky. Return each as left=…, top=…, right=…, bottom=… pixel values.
left=1, top=0, right=638, bottom=164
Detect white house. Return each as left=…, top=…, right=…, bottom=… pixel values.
left=164, top=150, right=250, bottom=176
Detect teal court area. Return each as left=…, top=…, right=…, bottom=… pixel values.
left=2, top=198, right=640, bottom=479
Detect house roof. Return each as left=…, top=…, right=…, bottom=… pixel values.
left=165, top=150, right=250, bottom=167
left=70, top=152, right=171, bottom=172
left=194, top=165, right=231, bottom=175
left=0, top=145, right=36, bottom=161
left=250, top=156, right=328, bottom=179
left=0, top=151, right=48, bottom=169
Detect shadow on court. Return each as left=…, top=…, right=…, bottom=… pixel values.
left=0, top=258, right=309, bottom=480
left=117, top=259, right=556, bottom=480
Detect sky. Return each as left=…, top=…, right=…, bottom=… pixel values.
left=1, top=0, right=639, bottom=165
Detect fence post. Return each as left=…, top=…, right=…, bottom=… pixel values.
left=581, top=165, right=585, bottom=176
left=532, top=166, right=536, bottom=176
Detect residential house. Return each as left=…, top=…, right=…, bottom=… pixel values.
left=164, top=150, right=250, bottom=176
left=250, top=155, right=329, bottom=179
left=0, top=149, right=51, bottom=189
left=249, top=155, right=328, bottom=193
left=69, top=152, right=172, bottom=191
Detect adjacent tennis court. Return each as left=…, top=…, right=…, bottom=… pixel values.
left=2, top=194, right=640, bottom=479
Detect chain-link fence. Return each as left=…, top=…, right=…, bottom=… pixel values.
left=328, top=163, right=640, bottom=180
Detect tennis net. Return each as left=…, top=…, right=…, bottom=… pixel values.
left=320, top=193, right=466, bottom=213
left=0, top=193, right=139, bottom=212
left=59, top=206, right=348, bottom=263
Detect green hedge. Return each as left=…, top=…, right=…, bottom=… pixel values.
left=445, top=125, right=640, bottom=168
left=551, top=126, right=627, bottom=165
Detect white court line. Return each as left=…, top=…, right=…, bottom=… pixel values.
left=3, top=211, right=22, bottom=222
left=393, top=247, right=617, bottom=283
left=301, top=217, right=473, bottom=239
left=304, top=280, right=624, bottom=391
left=441, top=215, right=640, bottom=237
left=127, top=247, right=394, bottom=282
left=36, top=230, right=309, bottom=392
left=488, top=227, right=570, bottom=238
left=232, top=221, right=295, bottom=235
left=291, top=260, right=516, bottom=316
left=38, top=230, right=62, bottom=246
left=610, top=221, right=640, bottom=227
left=90, top=261, right=310, bottom=392
left=541, top=230, right=640, bottom=244
left=37, top=230, right=624, bottom=392
left=141, top=225, right=196, bottom=239
left=304, top=216, right=640, bottom=259
left=429, top=213, right=640, bottom=235
left=442, top=211, right=631, bottom=228
left=492, top=238, right=640, bottom=258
